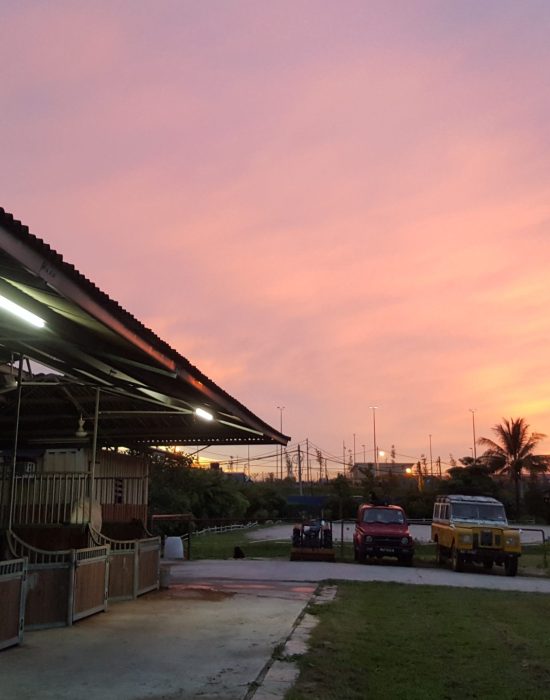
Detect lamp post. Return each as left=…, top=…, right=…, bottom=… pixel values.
left=469, top=409, right=477, bottom=464
left=369, top=406, right=378, bottom=477
left=277, top=406, right=285, bottom=480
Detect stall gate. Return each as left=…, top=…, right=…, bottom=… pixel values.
left=0, top=558, right=26, bottom=650
left=137, top=537, right=161, bottom=596
left=92, top=530, right=138, bottom=602
left=72, top=546, right=110, bottom=621
left=8, top=530, right=109, bottom=629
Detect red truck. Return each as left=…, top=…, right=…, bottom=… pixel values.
left=353, top=503, right=414, bottom=565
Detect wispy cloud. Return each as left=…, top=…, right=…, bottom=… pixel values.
left=2, top=1, right=550, bottom=463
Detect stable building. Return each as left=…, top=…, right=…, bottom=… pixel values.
left=0, top=207, right=288, bottom=650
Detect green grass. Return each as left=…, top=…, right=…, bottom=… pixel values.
left=187, top=529, right=290, bottom=559
left=286, top=582, right=550, bottom=700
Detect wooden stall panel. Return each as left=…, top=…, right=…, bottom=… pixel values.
left=137, top=538, right=161, bottom=596
left=0, top=559, right=26, bottom=650
left=25, top=566, right=72, bottom=629
left=72, top=547, right=109, bottom=622
left=108, top=551, right=136, bottom=601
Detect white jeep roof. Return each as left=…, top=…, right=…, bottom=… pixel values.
left=436, top=494, right=503, bottom=505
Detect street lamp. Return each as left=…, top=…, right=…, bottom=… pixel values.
left=469, top=409, right=477, bottom=464
left=369, top=406, right=378, bottom=477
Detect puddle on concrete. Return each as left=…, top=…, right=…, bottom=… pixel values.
left=158, top=584, right=236, bottom=602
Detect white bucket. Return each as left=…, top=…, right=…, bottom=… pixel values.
left=164, top=536, right=184, bottom=559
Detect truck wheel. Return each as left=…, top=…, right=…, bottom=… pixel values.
left=505, top=557, right=518, bottom=577
left=483, top=558, right=494, bottom=570
left=436, top=543, right=445, bottom=566
left=451, top=546, right=463, bottom=572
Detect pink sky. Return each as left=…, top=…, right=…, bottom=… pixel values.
left=2, top=1, right=550, bottom=474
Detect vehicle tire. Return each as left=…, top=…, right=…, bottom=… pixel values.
left=400, top=554, right=413, bottom=567
left=483, top=558, right=494, bottom=570
left=451, top=546, right=463, bottom=572
left=505, top=557, right=518, bottom=577
left=436, top=543, right=445, bottom=566
left=354, top=545, right=359, bottom=562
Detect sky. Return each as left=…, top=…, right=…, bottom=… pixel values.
left=2, top=1, right=550, bottom=475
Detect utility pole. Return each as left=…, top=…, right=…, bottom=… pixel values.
left=342, top=440, right=346, bottom=477
left=429, top=434, right=433, bottom=476
left=370, top=406, right=378, bottom=478
left=306, top=438, right=310, bottom=485
left=469, top=409, right=477, bottom=464
left=277, top=406, right=285, bottom=479
left=297, top=443, right=303, bottom=496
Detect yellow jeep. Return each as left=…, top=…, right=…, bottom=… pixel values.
left=431, top=495, right=521, bottom=576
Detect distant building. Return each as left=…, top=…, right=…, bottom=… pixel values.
left=349, top=461, right=415, bottom=483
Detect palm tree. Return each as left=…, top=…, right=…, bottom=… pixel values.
left=478, top=417, right=548, bottom=516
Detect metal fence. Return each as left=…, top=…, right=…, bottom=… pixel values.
left=1, top=473, right=148, bottom=527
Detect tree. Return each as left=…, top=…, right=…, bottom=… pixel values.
left=148, top=451, right=250, bottom=523
left=478, top=417, right=549, bottom=516
left=445, top=462, right=499, bottom=497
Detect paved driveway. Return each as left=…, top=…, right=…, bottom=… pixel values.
left=168, top=558, right=550, bottom=594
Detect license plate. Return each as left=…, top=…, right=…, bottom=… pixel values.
left=379, top=547, right=394, bottom=553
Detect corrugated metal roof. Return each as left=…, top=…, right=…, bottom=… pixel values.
left=0, top=207, right=289, bottom=448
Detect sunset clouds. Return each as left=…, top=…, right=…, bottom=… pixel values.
left=2, top=1, right=550, bottom=469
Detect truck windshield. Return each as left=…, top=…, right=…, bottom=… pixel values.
left=363, top=510, right=404, bottom=524
left=451, top=503, right=507, bottom=523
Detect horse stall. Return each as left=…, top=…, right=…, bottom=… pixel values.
left=94, top=451, right=160, bottom=600
left=1, top=449, right=160, bottom=631
left=0, top=467, right=27, bottom=649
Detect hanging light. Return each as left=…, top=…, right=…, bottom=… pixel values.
left=75, top=415, right=88, bottom=438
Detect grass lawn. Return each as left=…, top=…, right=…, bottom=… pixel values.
left=285, top=582, right=550, bottom=700
left=187, top=529, right=290, bottom=559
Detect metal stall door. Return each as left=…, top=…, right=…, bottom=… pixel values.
left=136, top=537, right=161, bottom=596
left=72, top=545, right=109, bottom=622
left=0, top=558, right=26, bottom=649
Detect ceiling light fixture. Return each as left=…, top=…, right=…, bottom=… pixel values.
left=75, top=415, right=88, bottom=438
left=195, top=407, right=213, bottom=421
left=0, top=294, right=45, bottom=328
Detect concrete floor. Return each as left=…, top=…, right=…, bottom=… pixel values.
left=0, top=579, right=315, bottom=700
